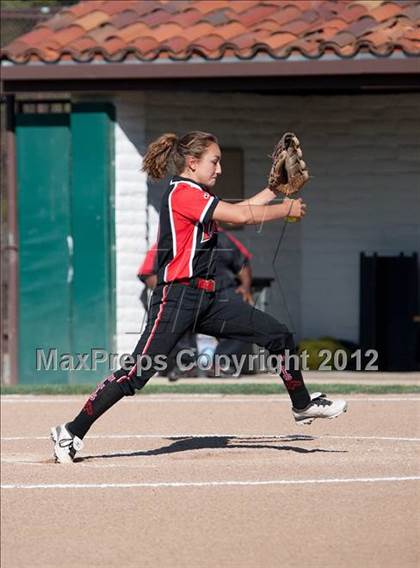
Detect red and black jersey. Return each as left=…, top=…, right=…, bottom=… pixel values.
left=155, top=176, right=219, bottom=284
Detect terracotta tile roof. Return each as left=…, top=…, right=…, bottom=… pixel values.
left=2, top=0, right=419, bottom=64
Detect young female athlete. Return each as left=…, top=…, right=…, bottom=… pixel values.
left=51, top=131, right=347, bottom=463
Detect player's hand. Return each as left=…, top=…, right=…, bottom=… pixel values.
left=145, top=274, right=158, bottom=289
left=283, top=197, right=307, bottom=219
left=235, top=286, right=254, bottom=305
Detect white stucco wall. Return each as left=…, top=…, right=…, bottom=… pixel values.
left=300, top=94, right=420, bottom=341
left=113, top=90, right=420, bottom=351
left=113, top=93, right=149, bottom=355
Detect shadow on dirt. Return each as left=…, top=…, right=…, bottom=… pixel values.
left=78, top=435, right=347, bottom=462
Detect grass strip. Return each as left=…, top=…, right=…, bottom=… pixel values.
left=1, top=383, right=419, bottom=396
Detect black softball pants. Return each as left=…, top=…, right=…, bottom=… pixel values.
left=68, top=283, right=310, bottom=439
left=116, top=282, right=309, bottom=392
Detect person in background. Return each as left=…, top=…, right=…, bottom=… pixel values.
left=139, top=229, right=255, bottom=378
left=137, top=242, right=158, bottom=311
left=211, top=227, right=255, bottom=376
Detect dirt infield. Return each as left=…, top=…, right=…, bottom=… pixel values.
left=1, top=394, right=419, bottom=567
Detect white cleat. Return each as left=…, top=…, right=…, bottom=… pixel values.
left=292, top=392, right=347, bottom=425
left=50, top=423, right=83, bottom=463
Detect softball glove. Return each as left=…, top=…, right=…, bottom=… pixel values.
left=268, top=132, right=309, bottom=195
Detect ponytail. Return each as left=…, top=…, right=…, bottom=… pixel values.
left=142, top=133, right=178, bottom=180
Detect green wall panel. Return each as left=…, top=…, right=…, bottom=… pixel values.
left=16, top=105, right=115, bottom=385
left=70, top=103, right=115, bottom=382
left=16, top=115, right=71, bottom=384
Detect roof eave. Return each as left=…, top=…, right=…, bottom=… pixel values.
left=2, top=57, right=420, bottom=83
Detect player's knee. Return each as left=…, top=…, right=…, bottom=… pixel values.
left=266, top=323, right=296, bottom=354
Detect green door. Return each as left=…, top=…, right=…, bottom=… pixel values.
left=17, top=114, right=72, bottom=384
left=16, top=104, right=115, bottom=384
left=69, top=103, right=116, bottom=383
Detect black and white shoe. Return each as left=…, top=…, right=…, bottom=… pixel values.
left=50, top=423, right=83, bottom=463
left=292, top=392, right=347, bottom=425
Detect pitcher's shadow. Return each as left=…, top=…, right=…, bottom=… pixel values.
left=78, top=434, right=347, bottom=462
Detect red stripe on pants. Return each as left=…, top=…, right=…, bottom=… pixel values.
left=118, top=285, right=169, bottom=383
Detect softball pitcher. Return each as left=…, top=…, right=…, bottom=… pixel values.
left=51, top=131, right=347, bottom=463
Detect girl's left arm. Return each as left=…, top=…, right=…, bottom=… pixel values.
left=239, top=187, right=278, bottom=207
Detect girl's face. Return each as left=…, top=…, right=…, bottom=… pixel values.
left=186, top=143, right=222, bottom=188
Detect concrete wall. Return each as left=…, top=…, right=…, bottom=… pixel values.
left=113, top=90, right=420, bottom=351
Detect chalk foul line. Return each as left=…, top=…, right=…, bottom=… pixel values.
left=1, top=397, right=420, bottom=404
left=2, top=476, right=420, bottom=490
left=2, top=433, right=420, bottom=442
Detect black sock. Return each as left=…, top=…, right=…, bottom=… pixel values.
left=67, top=375, right=124, bottom=439
left=278, top=357, right=310, bottom=409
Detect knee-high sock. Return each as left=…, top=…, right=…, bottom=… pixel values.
left=278, top=355, right=310, bottom=409
left=67, top=375, right=124, bottom=439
